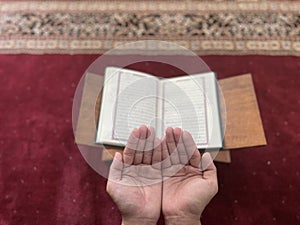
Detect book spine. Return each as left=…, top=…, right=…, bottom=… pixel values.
left=156, top=80, right=163, bottom=138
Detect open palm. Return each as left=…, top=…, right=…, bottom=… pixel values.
left=106, top=126, right=162, bottom=224
left=162, top=128, right=218, bottom=221
left=107, top=126, right=218, bottom=225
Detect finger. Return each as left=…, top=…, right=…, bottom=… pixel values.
left=126, top=128, right=139, bottom=150
left=201, top=152, right=217, bottom=180
left=161, top=137, right=171, bottom=168
left=166, top=127, right=180, bottom=165
left=108, top=152, right=123, bottom=182
left=173, top=127, right=181, bottom=144
left=182, top=131, right=201, bottom=168
left=134, top=125, right=147, bottom=165
left=152, top=137, right=162, bottom=170
left=124, top=128, right=139, bottom=167
left=189, top=149, right=201, bottom=168
left=142, top=127, right=155, bottom=164
left=174, top=128, right=188, bottom=165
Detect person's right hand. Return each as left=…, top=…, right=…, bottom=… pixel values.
left=161, top=128, right=218, bottom=225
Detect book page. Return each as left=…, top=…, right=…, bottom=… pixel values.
left=161, top=72, right=222, bottom=149
left=96, top=67, right=159, bottom=146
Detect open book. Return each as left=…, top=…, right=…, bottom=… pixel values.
left=96, top=67, right=223, bottom=149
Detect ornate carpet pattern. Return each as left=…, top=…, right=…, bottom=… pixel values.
left=0, top=0, right=299, bottom=55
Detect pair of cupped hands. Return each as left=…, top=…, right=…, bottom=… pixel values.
left=107, top=125, right=218, bottom=225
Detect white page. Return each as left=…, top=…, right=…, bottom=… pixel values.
left=96, top=67, right=159, bottom=146
left=161, top=72, right=223, bottom=149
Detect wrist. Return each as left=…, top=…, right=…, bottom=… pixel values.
left=121, top=216, right=158, bottom=225
left=164, top=216, right=201, bottom=225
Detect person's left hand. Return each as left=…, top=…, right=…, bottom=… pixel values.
left=106, top=125, right=162, bottom=225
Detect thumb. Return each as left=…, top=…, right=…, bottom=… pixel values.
left=108, top=152, right=123, bottom=182
left=201, top=152, right=217, bottom=180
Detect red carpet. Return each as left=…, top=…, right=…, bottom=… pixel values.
left=0, top=55, right=299, bottom=225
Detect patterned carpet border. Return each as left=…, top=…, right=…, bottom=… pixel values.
left=0, top=1, right=299, bottom=55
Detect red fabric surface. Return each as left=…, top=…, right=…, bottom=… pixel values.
left=0, top=55, right=299, bottom=225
